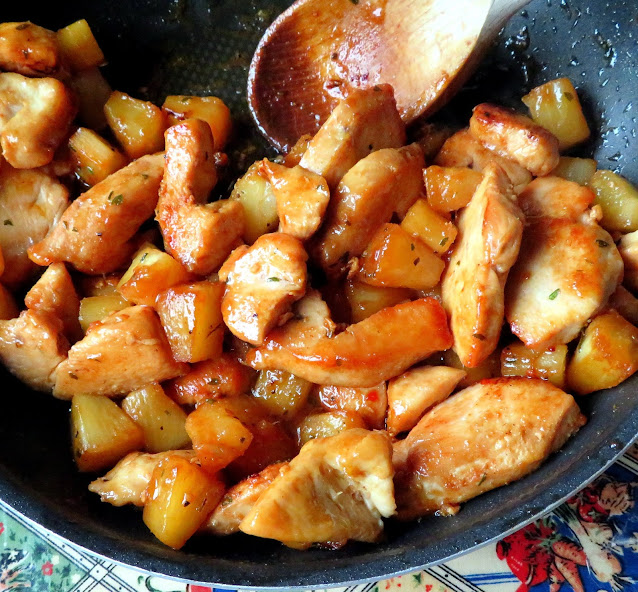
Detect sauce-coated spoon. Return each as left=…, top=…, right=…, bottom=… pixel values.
left=248, top=0, right=531, bottom=151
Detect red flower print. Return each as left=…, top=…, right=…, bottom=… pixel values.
left=0, top=522, right=4, bottom=535
left=41, top=561, right=54, bottom=576
left=187, top=586, right=212, bottom=592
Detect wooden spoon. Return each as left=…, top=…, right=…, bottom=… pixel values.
left=248, top=0, right=531, bottom=151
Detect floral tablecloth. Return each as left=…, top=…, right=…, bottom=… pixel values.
left=3, top=445, right=638, bottom=592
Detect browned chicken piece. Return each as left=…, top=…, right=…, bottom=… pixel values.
left=0, top=309, right=69, bottom=392
left=218, top=233, right=308, bottom=346
left=299, top=85, right=405, bottom=190
left=258, top=160, right=330, bottom=240
left=315, top=383, right=387, bottom=430
left=204, top=462, right=289, bottom=535
left=312, top=144, right=424, bottom=275
left=0, top=22, right=63, bottom=77
left=435, top=128, right=532, bottom=190
left=618, top=231, right=638, bottom=293
left=386, top=366, right=466, bottom=435
left=53, top=305, right=187, bottom=399
left=470, top=104, right=560, bottom=177
left=517, top=176, right=595, bottom=220
left=89, top=450, right=196, bottom=507
left=506, top=217, right=623, bottom=349
left=0, top=164, right=69, bottom=287
left=0, top=72, right=76, bottom=169
left=29, top=154, right=164, bottom=275
left=246, top=292, right=453, bottom=387
left=157, top=119, right=244, bottom=275
left=442, top=163, right=525, bottom=368
left=240, top=429, right=395, bottom=546
left=394, top=377, right=585, bottom=519
left=24, top=262, right=82, bottom=342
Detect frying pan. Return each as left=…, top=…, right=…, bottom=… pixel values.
left=0, top=0, right=637, bottom=588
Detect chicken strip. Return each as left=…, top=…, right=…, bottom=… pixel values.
left=0, top=72, right=76, bottom=168
left=204, top=462, right=289, bottom=536
left=0, top=309, right=69, bottom=392
left=219, top=233, right=308, bottom=346
left=29, top=154, right=164, bottom=275
left=312, top=144, right=424, bottom=275
left=53, top=305, right=187, bottom=399
left=470, top=103, right=560, bottom=178
left=0, top=164, right=68, bottom=287
left=442, top=163, right=525, bottom=368
left=435, top=128, right=532, bottom=190
left=299, top=85, right=405, bottom=189
left=394, top=377, right=585, bottom=519
left=240, top=429, right=395, bottom=546
left=157, top=119, right=244, bottom=275
left=517, top=176, right=595, bottom=220
left=258, top=160, right=329, bottom=240
left=0, top=22, right=63, bottom=77
left=386, top=366, right=466, bottom=435
left=246, top=292, right=453, bottom=387
left=506, top=217, right=623, bottom=349
left=315, top=383, right=387, bottom=430
left=89, top=450, right=196, bottom=507
left=24, top=262, right=82, bottom=343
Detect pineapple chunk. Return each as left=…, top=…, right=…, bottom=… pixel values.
left=230, top=162, right=279, bottom=244
left=227, top=419, right=297, bottom=481
left=163, top=95, right=232, bottom=150
left=400, top=198, right=457, bottom=254
left=501, top=342, right=568, bottom=388
left=0, top=284, right=18, bottom=320
left=424, top=166, right=483, bottom=213
left=315, top=383, right=387, bottom=430
left=71, top=394, right=144, bottom=472
left=57, top=19, right=105, bottom=71
left=24, top=262, right=82, bottom=342
left=345, top=280, right=412, bottom=323
left=164, top=354, right=254, bottom=406
left=522, top=78, right=590, bottom=150
left=589, top=170, right=638, bottom=232
left=79, top=273, right=122, bottom=297
left=105, top=91, right=167, bottom=158
left=566, top=310, right=638, bottom=395
left=252, top=370, right=312, bottom=418
left=387, top=366, right=465, bottom=435
left=550, top=157, right=597, bottom=186
left=54, top=305, right=188, bottom=399
left=69, top=67, right=112, bottom=130
left=298, top=411, right=366, bottom=446
left=442, top=349, right=500, bottom=388
left=143, top=454, right=225, bottom=549
left=156, top=281, right=225, bottom=363
left=122, top=384, right=190, bottom=453
left=117, top=243, right=191, bottom=307
left=78, top=294, right=129, bottom=333
left=68, top=127, right=128, bottom=186
left=185, top=402, right=253, bottom=474
left=358, top=223, right=444, bottom=290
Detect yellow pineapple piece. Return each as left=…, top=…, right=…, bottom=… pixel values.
left=122, top=383, right=190, bottom=453
left=298, top=411, right=366, bottom=446
left=522, top=78, right=590, bottom=150
left=78, top=294, right=129, bottom=333
left=252, top=369, right=312, bottom=418
left=401, top=198, right=457, bottom=254
left=345, top=280, right=412, bottom=323
left=105, top=91, right=167, bottom=158
left=441, top=349, right=500, bottom=388
left=143, top=454, right=225, bottom=549
left=589, top=170, right=638, bottom=233
left=68, top=127, right=128, bottom=186
left=424, top=166, right=482, bottom=213
left=156, top=281, right=225, bottom=363
left=71, top=394, right=144, bottom=472
left=567, top=310, right=638, bottom=395
left=501, top=342, right=568, bottom=389
left=550, top=156, right=597, bottom=186
left=117, top=243, right=191, bottom=307
left=185, top=402, right=253, bottom=474
left=57, top=19, right=105, bottom=71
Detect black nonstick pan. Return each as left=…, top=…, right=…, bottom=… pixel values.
left=0, top=0, right=637, bottom=588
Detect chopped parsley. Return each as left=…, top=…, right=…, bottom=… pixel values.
left=107, top=191, right=124, bottom=205
left=549, top=289, right=560, bottom=300
left=596, top=239, right=609, bottom=247
left=439, top=237, right=449, bottom=247
left=473, top=333, right=486, bottom=341
left=3, top=219, right=12, bottom=226
left=267, top=277, right=281, bottom=282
